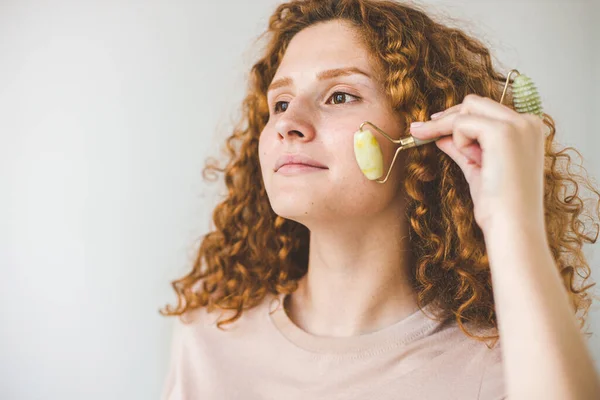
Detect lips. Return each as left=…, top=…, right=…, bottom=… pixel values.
left=274, top=154, right=328, bottom=172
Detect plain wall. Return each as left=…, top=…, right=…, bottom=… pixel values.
left=1, top=0, right=598, bottom=399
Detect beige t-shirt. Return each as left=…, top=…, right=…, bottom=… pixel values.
left=161, top=292, right=506, bottom=400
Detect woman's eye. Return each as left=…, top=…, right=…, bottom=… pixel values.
left=272, top=92, right=359, bottom=114
left=326, top=91, right=360, bottom=105
left=274, top=101, right=289, bottom=113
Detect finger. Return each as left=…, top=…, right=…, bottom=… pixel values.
left=461, top=94, right=516, bottom=121
left=410, top=95, right=518, bottom=140
left=413, top=111, right=501, bottom=157
left=431, top=104, right=461, bottom=120
left=413, top=94, right=518, bottom=139
left=436, top=136, right=482, bottom=168
left=435, top=136, right=469, bottom=170
left=410, top=108, right=465, bottom=140
left=451, top=113, right=506, bottom=155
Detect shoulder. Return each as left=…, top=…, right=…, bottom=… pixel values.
left=171, top=293, right=278, bottom=343
left=160, top=295, right=277, bottom=399
left=425, top=320, right=507, bottom=400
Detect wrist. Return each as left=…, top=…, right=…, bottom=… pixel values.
left=483, top=214, right=550, bottom=264
left=483, top=209, right=546, bottom=238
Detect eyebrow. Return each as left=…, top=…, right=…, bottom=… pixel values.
left=267, top=67, right=372, bottom=93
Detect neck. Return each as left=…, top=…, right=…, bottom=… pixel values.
left=286, top=210, right=419, bottom=337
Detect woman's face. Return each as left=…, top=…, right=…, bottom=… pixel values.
left=259, top=19, right=408, bottom=224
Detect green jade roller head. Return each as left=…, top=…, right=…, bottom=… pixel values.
left=509, top=73, right=544, bottom=116
left=353, top=123, right=435, bottom=182
left=353, top=69, right=543, bottom=183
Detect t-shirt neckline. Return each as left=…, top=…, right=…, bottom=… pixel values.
left=268, top=292, right=442, bottom=355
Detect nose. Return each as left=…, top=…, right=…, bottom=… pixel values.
left=274, top=99, right=316, bottom=142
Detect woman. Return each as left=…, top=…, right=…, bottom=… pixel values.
left=160, top=0, right=600, bottom=398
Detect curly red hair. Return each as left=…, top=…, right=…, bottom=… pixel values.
left=161, top=0, right=599, bottom=344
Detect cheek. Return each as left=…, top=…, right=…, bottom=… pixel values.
left=325, top=126, right=363, bottom=177
left=258, top=135, right=264, bottom=160
left=258, top=131, right=272, bottom=169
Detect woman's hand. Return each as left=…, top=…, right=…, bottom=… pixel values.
left=411, top=95, right=600, bottom=400
left=409, top=94, right=548, bottom=234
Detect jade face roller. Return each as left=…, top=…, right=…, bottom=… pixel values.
left=353, top=69, right=543, bottom=183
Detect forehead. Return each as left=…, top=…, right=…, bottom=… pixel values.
left=275, top=20, right=376, bottom=76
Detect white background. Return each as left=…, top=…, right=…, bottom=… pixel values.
left=1, top=0, right=598, bottom=399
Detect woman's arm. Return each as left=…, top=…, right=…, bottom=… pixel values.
left=410, top=93, right=600, bottom=400
left=484, top=217, right=600, bottom=400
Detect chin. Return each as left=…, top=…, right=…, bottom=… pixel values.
left=270, top=200, right=312, bottom=221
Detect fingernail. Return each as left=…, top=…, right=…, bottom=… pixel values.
left=430, top=111, right=444, bottom=119
left=410, top=121, right=425, bottom=129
